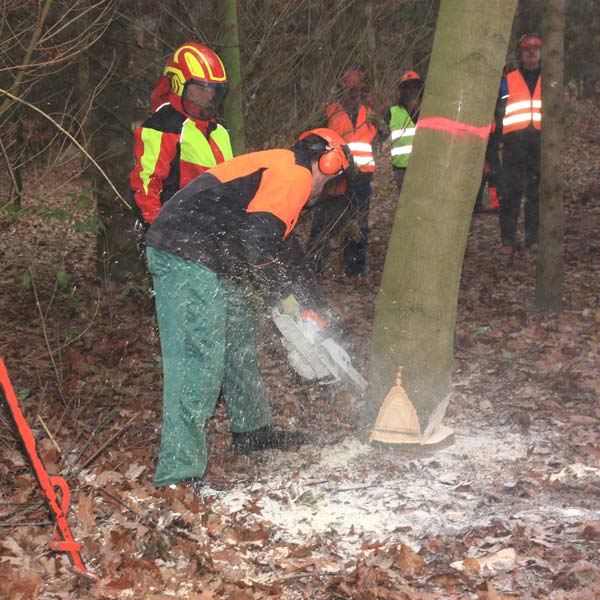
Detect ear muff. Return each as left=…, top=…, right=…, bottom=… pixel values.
left=318, top=146, right=351, bottom=175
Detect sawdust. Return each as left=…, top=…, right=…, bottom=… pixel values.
left=212, top=423, right=600, bottom=553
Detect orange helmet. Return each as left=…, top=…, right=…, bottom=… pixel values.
left=398, top=70, right=422, bottom=86
left=396, top=70, right=424, bottom=107
left=298, top=128, right=353, bottom=176
left=163, top=42, right=228, bottom=120
left=518, top=33, right=542, bottom=51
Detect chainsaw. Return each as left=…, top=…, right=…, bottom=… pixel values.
left=271, top=295, right=367, bottom=396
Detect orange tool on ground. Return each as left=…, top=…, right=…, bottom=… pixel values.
left=0, top=358, right=98, bottom=582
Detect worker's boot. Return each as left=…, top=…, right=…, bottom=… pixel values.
left=181, top=477, right=204, bottom=493
left=232, top=426, right=307, bottom=454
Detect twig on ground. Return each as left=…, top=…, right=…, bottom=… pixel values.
left=29, top=267, right=67, bottom=405
left=37, top=414, right=62, bottom=453
left=455, top=344, right=535, bottom=367
left=75, top=413, right=137, bottom=473
left=0, top=520, right=54, bottom=528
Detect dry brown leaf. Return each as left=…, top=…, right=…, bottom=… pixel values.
left=76, top=490, right=97, bottom=535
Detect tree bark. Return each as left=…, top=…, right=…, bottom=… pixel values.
left=218, top=0, right=245, bottom=155
left=535, top=0, right=565, bottom=312
left=365, top=0, right=517, bottom=429
left=90, top=7, right=144, bottom=281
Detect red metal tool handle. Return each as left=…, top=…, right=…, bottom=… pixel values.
left=0, top=358, right=98, bottom=581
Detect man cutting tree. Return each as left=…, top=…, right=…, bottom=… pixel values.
left=144, top=129, right=354, bottom=490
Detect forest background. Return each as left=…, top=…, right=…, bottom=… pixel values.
left=1, top=1, right=600, bottom=599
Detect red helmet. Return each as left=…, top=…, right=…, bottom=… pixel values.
left=518, top=34, right=542, bottom=52
left=298, top=128, right=353, bottom=175
left=163, top=42, right=228, bottom=120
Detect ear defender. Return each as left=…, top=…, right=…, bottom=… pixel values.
left=318, top=146, right=351, bottom=175
left=297, top=128, right=352, bottom=175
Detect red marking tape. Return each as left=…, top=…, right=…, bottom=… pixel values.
left=417, top=117, right=491, bottom=140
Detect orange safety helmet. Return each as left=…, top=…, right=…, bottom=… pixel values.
left=517, top=33, right=542, bottom=52
left=160, top=42, right=228, bottom=120
left=298, top=128, right=353, bottom=175
left=398, top=70, right=422, bottom=86
left=396, top=70, right=424, bottom=106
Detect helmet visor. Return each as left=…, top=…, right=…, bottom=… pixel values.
left=181, top=80, right=227, bottom=120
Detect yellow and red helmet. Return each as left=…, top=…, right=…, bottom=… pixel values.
left=164, top=42, right=228, bottom=120
left=518, top=33, right=542, bottom=52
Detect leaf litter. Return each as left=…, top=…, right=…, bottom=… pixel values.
left=0, top=100, right=599, bottom=598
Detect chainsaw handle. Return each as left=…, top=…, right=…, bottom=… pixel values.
left=300, top=309, right=329, bottom=329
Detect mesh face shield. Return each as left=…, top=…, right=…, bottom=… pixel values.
left=181, top=80, right=228, bottom=120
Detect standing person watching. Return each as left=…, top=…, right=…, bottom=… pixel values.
left=309, top=66, right=379, bottom=277
left=499, top=33, right=542, bottom=253
left=130, top=42, right=233, bottom=234
left=386, top=70, right=424, bottom=193
left=144, top=129, right=353, bottom=490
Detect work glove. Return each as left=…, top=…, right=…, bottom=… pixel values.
left=133, top=218, right=149, bottom=257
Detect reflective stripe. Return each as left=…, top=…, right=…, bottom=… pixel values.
left=503, top=113, right=532, bottom=126
left=503, top=112, right=543, bottom=127
left=139, top=128, right=162, bottom=195
left=353, top=155, right=375, bottom=167
left=390, top=127, right=416, bottom=141
left=391, top=145, right=413, bottom=157
left=505, top=99, right=534, bottom=115
left=347, top=142, right=373, bottom=153
left=505, top=99, right=543, bottom=115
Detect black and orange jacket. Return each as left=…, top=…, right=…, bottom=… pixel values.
left=145, top=148, right=323, bottom=305
left=129, top=103, right=232, bottom=224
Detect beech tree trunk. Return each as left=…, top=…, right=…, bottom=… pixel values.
left=365, top=0, right=518, bottom=429
left=535, top=0, right=565, bottom=312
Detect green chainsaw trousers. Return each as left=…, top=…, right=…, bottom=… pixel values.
left=147, top=247, right=273, bottom=487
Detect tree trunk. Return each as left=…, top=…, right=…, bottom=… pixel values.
left=218, top=0, right=245, bottom=155
left=365, top=0, right=517, bottom=429
left=90, top=8, right=144, bottom=281
left=535, top=0, right=565, bottom=311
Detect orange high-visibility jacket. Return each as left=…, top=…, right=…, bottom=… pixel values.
left=502, top=70, right=542, bottom=135
left=326, top=103, right=377, bottom=173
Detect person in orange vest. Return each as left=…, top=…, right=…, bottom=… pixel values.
left=130, top=42, right=233, bottom=242
left=144, top=129, right=353, bottom=490
left=499, top=34, right=542, bottom=253
left=309, top=65, right=379, bottom=277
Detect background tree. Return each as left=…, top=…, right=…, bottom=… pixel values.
left=217, top=0, right=245, bottom=154
left=1, top=0, right=441, bottom=280
left=365, top=0, right=518, bottom=431
left=535, top=0, right=566, bottom=311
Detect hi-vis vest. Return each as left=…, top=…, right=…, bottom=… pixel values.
left=502, top=70, right=542, bottom=135
left=389, top=105, right=416, bottom=168
left=326, top=102, right=377, bottom=173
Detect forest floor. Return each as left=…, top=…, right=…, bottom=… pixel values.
left=1, top=100, right=599, bottom=600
